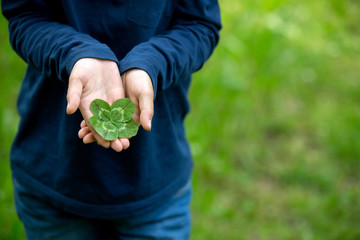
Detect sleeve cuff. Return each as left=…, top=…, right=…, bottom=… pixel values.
left=66, top=43, right=119, bottom=79
left=119, top=56, right=159, bottom=100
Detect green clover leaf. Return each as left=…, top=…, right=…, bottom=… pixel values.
left=89, top=98, right=139, bottom=140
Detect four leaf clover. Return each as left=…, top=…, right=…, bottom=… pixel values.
left=88, top=98, right=139, bottom=141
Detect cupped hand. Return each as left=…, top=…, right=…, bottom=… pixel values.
left=78, top=68, right=154, bottom=144
left=66, top=58, right=130, bottom=152
left=122, top=68, right=154, bottom=131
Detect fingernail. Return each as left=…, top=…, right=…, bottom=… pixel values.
left=148, top=120, right=152, bottom=130
left=66, top=103, right=70, bottom=114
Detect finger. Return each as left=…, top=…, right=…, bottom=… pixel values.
left=139, top=94, right=154, bottom=131
left=119, top=138, right=130, bottom=149
left=110, top=139, right=123, bottom=152
left=78, top=126, right=90, bottom=139
left=66, top=77, right=83, bottom=115
left=80, top=120, right=87, bottom=128
left=83, top=133, right=96, bottom=144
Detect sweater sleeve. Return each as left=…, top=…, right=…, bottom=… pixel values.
left=1, top=0, right=118, bottom=83
left=118, top=0, right=221, bottom=99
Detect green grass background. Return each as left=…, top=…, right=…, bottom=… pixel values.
left=1, top=0, right=360, bottom=239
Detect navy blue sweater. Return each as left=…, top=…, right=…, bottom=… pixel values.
left=2, top=0, right=221, bottom=218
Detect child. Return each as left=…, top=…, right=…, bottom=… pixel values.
left=2, top=0, right=221, bottom=239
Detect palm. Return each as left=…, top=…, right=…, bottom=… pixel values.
left=68, top=63, right=154, bottom=151
left=67, top=58, right=129, bottom=151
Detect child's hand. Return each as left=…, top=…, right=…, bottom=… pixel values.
left=122, top=68, right=154, bottom=131
left=77, top=69, right=154, bottom=147
left=66, top=58, right=130, bottom=152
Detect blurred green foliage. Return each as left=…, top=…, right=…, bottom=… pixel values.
left=0, top=8, right=26, bottom=240
left=1, top=0, right=360, bottom=239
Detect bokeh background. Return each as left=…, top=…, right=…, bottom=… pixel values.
left=1, top=0, right=360, bottom=239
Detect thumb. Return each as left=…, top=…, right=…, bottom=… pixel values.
left=139, top=93, right=154, bottom=131
left=66, top=77, right=83, bottom=115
